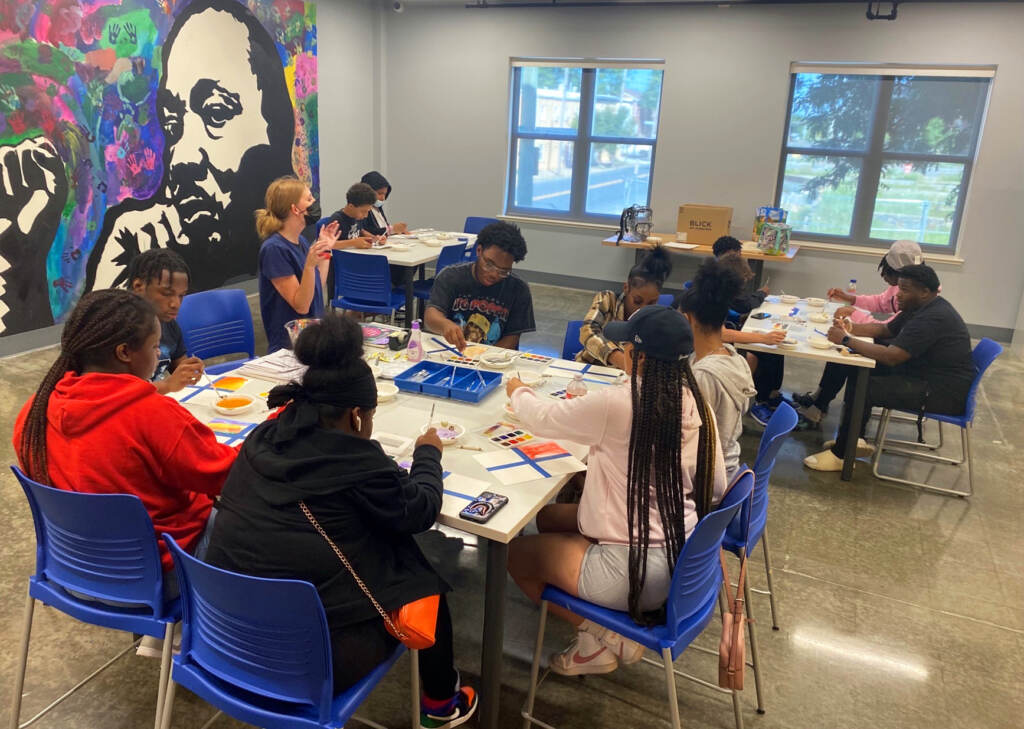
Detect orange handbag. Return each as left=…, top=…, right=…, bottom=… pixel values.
left=299, top=501, right=439, bottom=649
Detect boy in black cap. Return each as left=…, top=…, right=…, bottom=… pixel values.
left=804, top=264, right=974, bottom=472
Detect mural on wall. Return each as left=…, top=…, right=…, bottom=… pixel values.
left=0, top=0, right=318, bottom=336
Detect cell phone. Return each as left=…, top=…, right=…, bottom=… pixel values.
left=459, top=491, right=509, bottom=523
left=751, top=312, right=771, bottom=319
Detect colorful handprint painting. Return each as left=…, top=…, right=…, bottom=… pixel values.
left=0, top=0, right=318, bottom=336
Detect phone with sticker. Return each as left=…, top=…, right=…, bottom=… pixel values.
left=459, top=491, right=509, bottom=523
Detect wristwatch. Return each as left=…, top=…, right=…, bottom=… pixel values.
left=841, top=335, right=851, bottom=346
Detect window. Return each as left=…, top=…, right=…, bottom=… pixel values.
left=776, top=64, right=993, bottom=252
left=506, top=59, right=664, bottom=222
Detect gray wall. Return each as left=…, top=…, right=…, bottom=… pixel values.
left=379, top=2, right=1024, bottom=336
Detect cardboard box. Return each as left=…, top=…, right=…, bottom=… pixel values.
left=676, top=204, right=733, bottom=246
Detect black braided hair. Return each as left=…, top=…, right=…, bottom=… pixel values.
left=19, top=290, right=157, bottom=484
left=625, top=355, right=716, bottom=623
left=124, top=248, right=190, bottom=288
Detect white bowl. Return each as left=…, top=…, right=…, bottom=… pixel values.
left=779, top=295, right=800, bottom=304
left=517, top=371, right=545, bottom=388
left=421, top=237, right=445, bottom=248
left=388, top=243, right=410, bottom=252
left=435, top=232, right=455, bottom=240
left=503, top=401, right=520, bottom=421
left=421, top=421, right=465, bottom=445
left=214, top=395, right=256, bottom=416
left=480, top=350, right=518, bottom=369
left=808, top=312, right=831, bottom=323
left=808, top=336, right=832, bottom=350
left=805, top=297, right=826, bottom=308
left=778, top=338, right=799, bottom=349
left=377, top=382, right=399, bottom=402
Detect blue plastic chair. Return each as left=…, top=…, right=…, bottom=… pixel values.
left=872, top=337, right=1002, bottom=497
left=314, top=216, right=330, bottom=238
left=10, top=466, right=180, bottom=729
left=331, top=251, right=406, bottom=321
left=177, top=289, right=256, bottom=375
left=657, top=293, right=674, bottom=307
left=463, top=216, right=499, bottom=235
left=413, top=242, right=472, bottom=303
left=561, top=320, right=584, bottom=361
left=159, top=536, right=416, bottom=729
left=523, top=472, right=754, bottom=729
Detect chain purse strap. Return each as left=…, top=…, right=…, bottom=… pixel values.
left=297, top=500, right=406, bottom=640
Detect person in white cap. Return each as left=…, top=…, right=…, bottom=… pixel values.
left=794, top=240, right=924, bottom=437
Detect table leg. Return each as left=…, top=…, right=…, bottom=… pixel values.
left=404, top=267, right=415, bottom=324
left=479, top=540, right=508, bottom=729
left=842, top=367, right=870, bottom=481
left=750, top=259, right=765, bottom=289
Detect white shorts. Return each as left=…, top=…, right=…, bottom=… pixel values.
left=577, top=542, right=672, bottom=612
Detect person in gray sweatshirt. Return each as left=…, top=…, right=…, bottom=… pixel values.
left=676, top=257, right=757, bottom=481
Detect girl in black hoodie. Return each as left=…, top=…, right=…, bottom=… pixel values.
left=204, top=313, right=477, bottom=729
left=361, top=170, right=409, bottom=237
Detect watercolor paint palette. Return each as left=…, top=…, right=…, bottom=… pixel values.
left=482, top=421, right=536, bottom=448
left=517, top=352, right=553, bottom=364
left=444, top=355, right=481, bottom=366
left=549, top=389, right=569, bottom=400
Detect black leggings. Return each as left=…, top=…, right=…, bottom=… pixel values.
left=751, top=352, right=785, bottom=401
left=330, top=594, right=458, bottom=698
left=813, top=363, right=854, bottom=411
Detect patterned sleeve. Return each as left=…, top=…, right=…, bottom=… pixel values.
left=579, top=291, right=622, bottom=365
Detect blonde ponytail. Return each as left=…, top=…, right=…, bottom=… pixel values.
left=255, top=176, right=308, bottom=240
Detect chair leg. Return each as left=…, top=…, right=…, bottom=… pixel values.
left=159, top=672, right=177, bottom=729
left=872, top=409, right=972, bottom=497
left=409, top=648, right=420, bottom=729
left=154, top=623, right=174, bottom=729
left=9, top=592, right=35, bottom=729
left=760, top=530, right=780, bottom=631
left=964, top=425, right=975, bottom=498
left=730, top=684, right=745, bottom=729
left=743, top=576, right=766, bottom=715
left=661, top=647, right=682, bottom=729
left=521, top=601, right=548, bottom=729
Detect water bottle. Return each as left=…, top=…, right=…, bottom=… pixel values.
left=407, top=320, right=423, bottom=362
left=847, top=279, right=857, bottom=294
left=566, top=373, right=588, bottom=399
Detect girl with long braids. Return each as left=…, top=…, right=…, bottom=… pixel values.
left=12, top=290, right=238, bottom=599
left=506, top=305, right=726, bottom=675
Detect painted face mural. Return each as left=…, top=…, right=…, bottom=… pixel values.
left=0, top=0, right=318, bottom=337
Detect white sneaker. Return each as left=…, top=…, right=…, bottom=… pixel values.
left=803, top=448, right=845, bottom=472
left=597, top=630, right=645, bottom=665
left=548, top=630, right=619, bottom=676
left=823, top=438, right=875, bottom=456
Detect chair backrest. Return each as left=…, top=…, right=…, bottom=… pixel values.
left=657, top=293, right=674, bottom=307
left=727, top=402, right=798, bottom=548
left=964, top=338, right=1002, bottom=421
left=665, top=471, right=752, bottom=634
left=463, top=216, right=499, bottom=235
left=12, top=466, right=167, bottom=611
left=164, top=536, right=335, bottom=721
left=562, top=320, right=585, bottom=361
left=435, top=242, right=469, bottom=275
left=333, top=251, right=392, bottom=306
left=178, top=289, right=256, bottom=361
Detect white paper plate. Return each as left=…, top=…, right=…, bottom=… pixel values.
left=779, top=295, right=800, bottom=304
left=388, top=243, right=410, bottom=251
left=421, top=421, right=465, bottom=445
left=779, top=339, right=799, bottom=349
left=808, top=336, right=832, bottom=349
left=480, top=351, right=517, bottom=369
left=421, top=238, right=444, bottom=248
left=808, top=312, right=831, bottom=323
left=806, top=297, right=826, bottom=308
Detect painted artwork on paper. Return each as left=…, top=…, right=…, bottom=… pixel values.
left=0, top=0, right=318, bottom=336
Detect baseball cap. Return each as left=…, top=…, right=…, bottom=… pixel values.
left=604, top=305, right=694, bottom=361
left=885, top=240, right=923, bottom=270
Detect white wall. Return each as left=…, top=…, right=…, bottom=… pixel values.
left=318, top=0, right=381, bottom=209
left=377, top=2, right=1024, bottom=334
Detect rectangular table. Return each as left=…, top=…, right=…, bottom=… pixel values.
left=601, top=234, right=799, bottom=288
left=346, top=232, right=476, bottom=317
left=734, top=296, right=875, bottom=480
left=173, top=339, right=596, bottom=729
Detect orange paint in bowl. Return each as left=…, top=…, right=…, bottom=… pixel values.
left=217, top=396, right=253, bottom=409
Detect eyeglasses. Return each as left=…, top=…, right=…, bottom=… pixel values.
left=479, top=253, right=513, bottom=278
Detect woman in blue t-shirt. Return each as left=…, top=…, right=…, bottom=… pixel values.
left=256, top=177, right=339, bottom=352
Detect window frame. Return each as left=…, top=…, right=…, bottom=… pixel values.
left=774, top=65, right=993, bottom=255
left=505, top=61, right=664, bottom=224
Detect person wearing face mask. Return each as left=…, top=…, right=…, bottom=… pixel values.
left=577, top=246, right=672, bottom=370
left=360, top=171, right=410, bottom=237
left=256, top=176, right=339, bottom=353
left=204, top=313, right=478, bottom=728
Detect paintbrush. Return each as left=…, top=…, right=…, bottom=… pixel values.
left=201, top=371, right=228, bottom=400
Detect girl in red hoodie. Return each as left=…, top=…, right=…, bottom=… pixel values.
left=14, top=289, right=238, bottom=591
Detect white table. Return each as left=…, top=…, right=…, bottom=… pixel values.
left=346, top=231, right=476, bottom=317
left=735, top=296, right=876, bottom=480
left=172, top=338, right=596, bottom=729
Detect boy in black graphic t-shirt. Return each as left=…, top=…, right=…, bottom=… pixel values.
left=426, top=222, right=535, bottom=350
left=326, top=183, right=377, bottom=249
left=126, top=249, right=204, bottom=394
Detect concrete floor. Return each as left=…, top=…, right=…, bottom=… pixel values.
left=1, top=282, right=1021, bottom=729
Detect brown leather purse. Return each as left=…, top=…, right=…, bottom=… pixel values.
left=299, top=500, right=439, bottom=650
left=718, top=550, right=748, bottom=690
